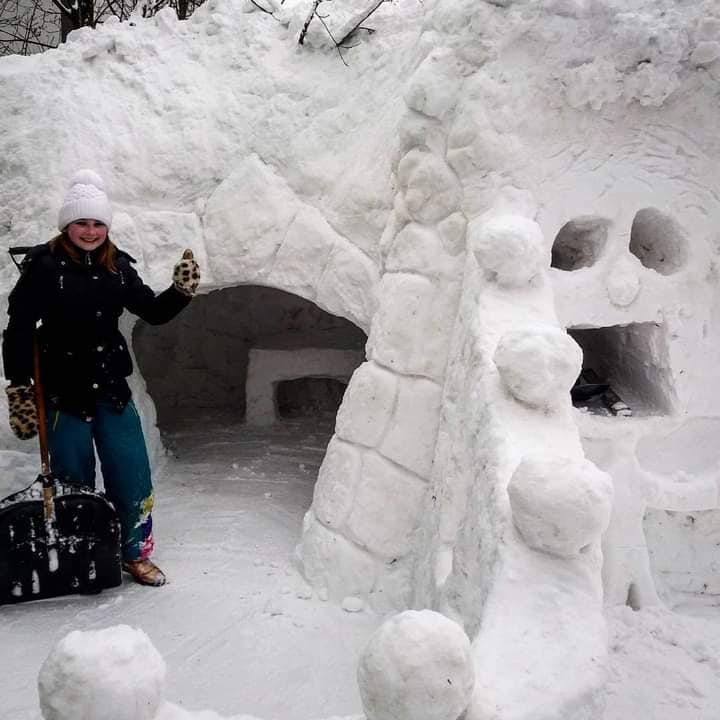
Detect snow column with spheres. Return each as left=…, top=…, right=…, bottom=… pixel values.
left=297, top=46, right=467, bottom=610
left=299, top=12, right=616, bottom=720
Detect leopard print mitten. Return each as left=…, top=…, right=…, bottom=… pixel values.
left=172, top=249, right=201, bottom=297
left=6, top=384, right=38, bottom=440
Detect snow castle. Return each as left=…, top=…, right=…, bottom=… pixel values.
left=1, top=1, right=719, bottom=718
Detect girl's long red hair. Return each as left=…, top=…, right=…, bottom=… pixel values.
left=49, top=231, right=118, bottom=273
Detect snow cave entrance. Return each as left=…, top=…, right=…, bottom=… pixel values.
left=132, top=284, right=366, bottom=485
left=568, top=322, right=674, bottom=416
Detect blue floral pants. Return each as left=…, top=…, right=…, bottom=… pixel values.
left=46, top=400, right=155, bottom=562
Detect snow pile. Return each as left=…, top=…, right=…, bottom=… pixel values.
left=38, top=625, right=166, bottom=720
left=357, top=610, right=474, bottom=720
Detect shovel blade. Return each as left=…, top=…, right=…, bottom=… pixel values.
left=0, top=477, right=122, bottom=605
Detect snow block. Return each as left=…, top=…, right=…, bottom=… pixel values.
left=204, top=157, right=297, bottom=284
left=266, top=206, right=337, bottom=300
left=38, top=625, right=166, bottom=720
left=386, top=222, right=462, bottom=281
left=367, top=273, right=455, bottom=382
left=358, top=610, right=474, bottom=720
left=397, top=112, right=449, bottom=159
left=404, top=49, right=463, bottom=120
left=133, top=210, right=208, bottom=291
left=312, top=437, right=362, bottom=531
left=379, top=376, right=442, bottom=479
left=298, top=514, right=379, bottom=600
left=469, top=214, right=548, bottom=287
left=436, top=212, right=468, bottom=257
left=508, top=454, right=614, bottom=556
left=316, top=240, right=381, bottom=334
left=397, top=150, right=462, bottom=225
left=346, top=452, right=427, bottom=560
left=493, top=326, right=582, bottom=410
left=336, top=362, right=398, bottom=448
left=109, top=212, right=147, bottom=275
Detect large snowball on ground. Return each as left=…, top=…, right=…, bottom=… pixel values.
left=468, top=215, right=548, bottom=287
left=358, top=610, right=474, bottom=720
left=38, top=625, right=166, bottom=720
left=494, top=326, right=582, bottom=409
left=508, top=454, right=614, bottom=557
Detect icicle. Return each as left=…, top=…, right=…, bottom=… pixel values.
left=88, top=561, right=96, bottom=581
left=32, top=570, right=40, bottom=594
left=48, top=548, right=59, bottom=572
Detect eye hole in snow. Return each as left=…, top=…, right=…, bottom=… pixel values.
left=629, top=208, right=688, bottom=275
left=551, top=216, right=610, bottom=271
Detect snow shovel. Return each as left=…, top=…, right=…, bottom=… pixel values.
left=0, top=247, right=122, bottom=605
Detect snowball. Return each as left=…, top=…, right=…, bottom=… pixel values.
left=468, top=215, right=548, bottom=287
left=38, top=625, right=166, bottom=720
left=493, top=326, right=582, bottom=409
left=508, top=454, right=614, bottom=557
left=358, top=610, right=474, bottom=720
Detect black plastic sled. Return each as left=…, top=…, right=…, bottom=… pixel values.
left=0, top=478, right=122, bottom=605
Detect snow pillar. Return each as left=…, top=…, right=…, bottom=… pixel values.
left=297, top=48, right=466, bottom=611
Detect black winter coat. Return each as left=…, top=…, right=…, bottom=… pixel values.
left=2, top=242, right=191, bottom=421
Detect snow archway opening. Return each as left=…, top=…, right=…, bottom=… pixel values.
left=132, top=284, right=367, bottom=433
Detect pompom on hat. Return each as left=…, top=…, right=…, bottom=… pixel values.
left=57, top=169, right=113, bottom=231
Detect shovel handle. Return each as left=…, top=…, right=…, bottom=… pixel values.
left=33, top=335, right=50, bottom=477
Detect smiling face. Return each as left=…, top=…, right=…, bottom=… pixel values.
left=66, top=219, right=108, bottom=252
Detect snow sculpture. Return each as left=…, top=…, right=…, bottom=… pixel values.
left=1, top=1, right=720, bottom=719
left=38, top=625, right=166, bottom=720
left=493, top=326, right=583, bottom=410
left=508, top=453, right=613, bottom=556
left=357, top=610, right=474, bottom=720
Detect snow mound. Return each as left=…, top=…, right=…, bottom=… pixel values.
left=357, top=610, right=474, bottom=720
left=38, top=625, right=166, bottom=720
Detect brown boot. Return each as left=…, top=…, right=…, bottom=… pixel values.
left=122, top=559, right=167, bottom=587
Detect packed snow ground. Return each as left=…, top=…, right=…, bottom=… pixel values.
left=0, top=414, right=718, bottom=719
left=0, top=416, right=378, bottom=720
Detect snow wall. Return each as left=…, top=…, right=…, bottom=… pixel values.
left=2, top=1, right=720, bottom=719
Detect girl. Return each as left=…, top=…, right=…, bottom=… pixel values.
left=2, top=170, right=200, bottom=586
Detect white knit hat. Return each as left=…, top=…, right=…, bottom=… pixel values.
left=57, top=169, right=113, bottom=231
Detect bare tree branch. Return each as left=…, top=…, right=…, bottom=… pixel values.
left=298, top=0, right=390, bottom=65
left=297, top=0, right=321, bottom=45
left=249, top=0, right=272, bottom=14
left=336, top=0, right=387, bottom=46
